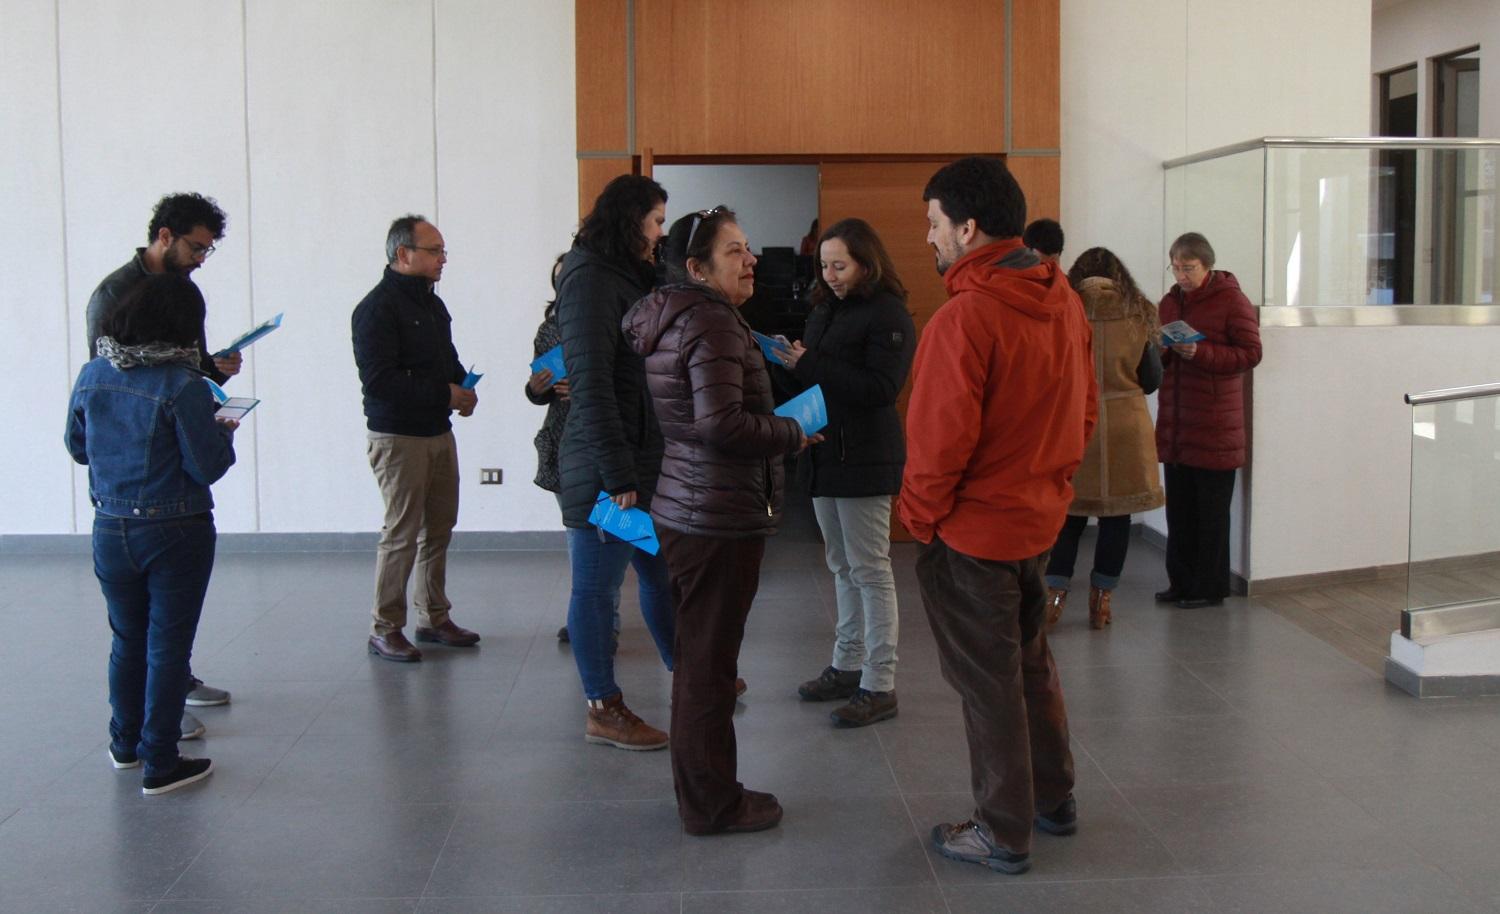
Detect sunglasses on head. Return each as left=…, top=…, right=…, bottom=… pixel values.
left=684, top=206, right=727, bottom=253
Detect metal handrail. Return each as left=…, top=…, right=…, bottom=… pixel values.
left=1405, top=382, right=1500, bottom=406
left=1163, top=136, right=1500, bottom=170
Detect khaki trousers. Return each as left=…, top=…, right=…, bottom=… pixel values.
left=367, top=431, right=459, bottom=636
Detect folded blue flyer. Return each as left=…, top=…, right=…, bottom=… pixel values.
left=751, top=331, right=790, bottom=365
left=587, top=491, right=660, bottom=555
left=202, top=378, right=259, bottom=420
left=214, top=312, right=283, bottom=357
left=774, top=383, right=828, bottom=436
left=530, top=344, right=567, bottom=381
left=461, top=365, right=483, bottom=389
left=1160, top=320, right=1206, bottom=344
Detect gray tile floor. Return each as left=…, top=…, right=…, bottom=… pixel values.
left=4, top=508, right=1500, bottom=913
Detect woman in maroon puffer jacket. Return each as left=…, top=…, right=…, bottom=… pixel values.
left=623, top=206, right=816, bottom=837
left=1155, top=232, right=1262, bottom=609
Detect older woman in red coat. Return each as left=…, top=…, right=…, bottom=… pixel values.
left=1154, top=232, right=1262, bottom=609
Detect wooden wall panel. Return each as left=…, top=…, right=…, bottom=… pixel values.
left=1006, top=155, right=1060, bottom=225
left=578, top=157, right=634, bottom=218
left=576, top=0, right=629, bottom=152
left=634, top=0, right=1006, bottom=155
left=1010, top=0, right=1060, bottom=150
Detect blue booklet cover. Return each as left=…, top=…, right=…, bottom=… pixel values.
left=587, top=491, right=660, bottom=555
left=1160, top=320, right=1206, bottom=344
left=751, top=331, right=790, bottom=365
left=202, top=378, right=259, bottom=420
left=461, top=365, right=483, bottom=389
left=530, top=344, right=567, bottom=381
left=214, top=312, right=284, bottom=357
left=774, top=384, right=828, bottom=436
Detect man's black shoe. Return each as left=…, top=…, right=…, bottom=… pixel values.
left=1034, top=795, right=1077, bottom=835
left=1153, top=589, right=1181, bottom=603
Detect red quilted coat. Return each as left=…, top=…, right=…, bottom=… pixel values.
left=1156, top=271, right=1262, bottom=470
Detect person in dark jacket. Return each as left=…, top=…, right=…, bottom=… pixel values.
left=1155, top=232, right=1263, bottom=609
left=85, top=191, right=239, bottom=731
left=778, top=218, right=915, bottom=728
left=555, top=175, right=675, bottom=751
left=67, top=274, right=238, bottom=796
left=351, top=215, right=481, bottom=662
left=624, top=206, right=816, bottom=836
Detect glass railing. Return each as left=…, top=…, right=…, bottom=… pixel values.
left=1403, top=381, right=1500, bottom=639
left=1164, top=138, right=1500, bottom=314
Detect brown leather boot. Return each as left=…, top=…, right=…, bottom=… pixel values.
left=1044, top=588, right=1068, bottom=630
left=1088, top=586, right=1112, bottom=629
left=585, top=694, right=668, bottom=751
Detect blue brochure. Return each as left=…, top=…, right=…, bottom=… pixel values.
left=461, top=365, right=483, bottom=389
left=774, top=384, right=829, bottom=436
left=587, top=491, right=660, bottom=555
left=214, top=312, right=284, bottom=357
left=1160, top=320, right=1206, bottom=344
left=202, top=378, right=259, bottom=420
left=751, top=331, right=790, bottom=365
left=530, top=344, right=567, bottom=381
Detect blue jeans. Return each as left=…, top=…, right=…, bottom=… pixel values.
left=93, top=513, right=216, bottom=776
left=566, top=527, right=674, bottom=700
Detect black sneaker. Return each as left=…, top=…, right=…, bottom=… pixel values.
left=107, top=746, right=139, bottom=769
left=797, top=666, right=860, bottom=702
left=830, top=688, right=898, bottom=728
left=142, top=757, right=214, bottom=796
left=1034, top=795, right=1077, bottom=835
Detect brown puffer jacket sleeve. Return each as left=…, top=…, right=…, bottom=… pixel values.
left=680, top=306, right=803, bottom=459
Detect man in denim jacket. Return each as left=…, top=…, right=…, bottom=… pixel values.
left=352, top=215, right=480, bottom=662
left=85, top=192, right=239, bottom=731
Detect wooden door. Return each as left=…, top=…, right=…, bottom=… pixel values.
left=818, top=160, right=955, bottom=541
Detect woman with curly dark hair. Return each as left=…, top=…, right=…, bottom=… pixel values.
left=555, top=175, right=675, bottom=751
left=778, top=218, right=915, bottom=727
left=1043, top=247, right=1164, bottom=630
left=624, top=206, right=817, bottom=835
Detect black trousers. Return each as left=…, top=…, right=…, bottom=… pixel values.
left=1163, top=463, right=1236, bottom=600
left=657, top=527, right=766, bottom=833
left=1044, top=514, right=1133, bottom=588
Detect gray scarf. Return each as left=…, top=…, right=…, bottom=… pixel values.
left=96, top=336, right=201, bottom=371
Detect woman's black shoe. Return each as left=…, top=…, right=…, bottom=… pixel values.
left=1153, top=589, right=1181, bottom=603
left=1175, top=597, right=1224, bottom=609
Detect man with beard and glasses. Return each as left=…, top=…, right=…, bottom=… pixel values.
left=85, top=192, right=240, bottom=740
left=899, top=157, right=1096, bottom=876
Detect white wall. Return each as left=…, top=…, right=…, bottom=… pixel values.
left=1, top=0, right=576, bottom=535
left=1060, top=0, right=1373, bottom=578
left=1373, top=0, right=1500, bottom=138
left=652, top=165, right=819, bottom=252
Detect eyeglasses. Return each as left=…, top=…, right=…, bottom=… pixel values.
left=1167, top=262, right=1203, bottom=277
left=181, top=238, right=216, bottom=260
left=684, top=206, right=726, bottom=254
left=408, top=245, right=448, bottom=257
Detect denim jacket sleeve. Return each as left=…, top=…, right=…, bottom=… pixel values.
left=65, top=391, right=88, bottom=465
left=172, top=378, right=237, bottom=486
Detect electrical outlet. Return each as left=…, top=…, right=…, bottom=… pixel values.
left=480, top=468, right=503, bottom=485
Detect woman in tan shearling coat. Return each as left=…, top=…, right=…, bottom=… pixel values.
left=1044, top=248, right=1165, bottom=629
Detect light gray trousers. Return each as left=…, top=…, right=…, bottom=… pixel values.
left=813, top=495, right=899, bottom=692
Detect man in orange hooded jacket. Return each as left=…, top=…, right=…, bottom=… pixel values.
left=899, top=157, right=1097, bottom=875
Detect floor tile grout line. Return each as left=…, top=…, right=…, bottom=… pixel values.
left=1069, top=732, right=1194, bottom=879
left=875, top=723, right=955, bottom=913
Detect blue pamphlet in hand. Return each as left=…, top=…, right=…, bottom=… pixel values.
left=751, top=331, right=791, bottom=365
left=461, top=364, right=483, bottom=389
left=774, top=384, right=829, bottom=436
left=530, top=344, right=567, bottom=381
left=587, top=491, right=660, bottom=555
left=202, top=378, right=259, bottom=420
left=1160, top=320, right=1206, bottom=344
left=214, top=312, right=283, bottom=358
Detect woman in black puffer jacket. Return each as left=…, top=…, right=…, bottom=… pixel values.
left=778, top=219, right=914, bottom=729
left=624, top=206, right=814, bottom=837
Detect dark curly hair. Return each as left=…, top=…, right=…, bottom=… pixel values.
left=576, top=175, right=668, bottom=264
left=1022, top=218, right=1065, bottom=257
left=811, top=218, right=907, bottom=306
left=661, top=206, right=737, bottom=284
left=922, top=157, right=1026, bottom=239
left=1068, top=246, right=1158, bottom=341
left=104, top=274, right=207, bottom=349
left=147, top=193, right=227, bottom=244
